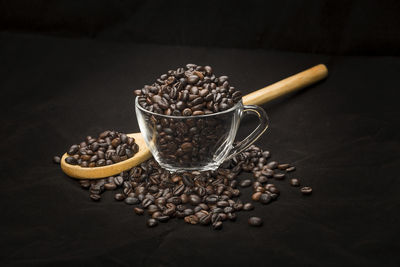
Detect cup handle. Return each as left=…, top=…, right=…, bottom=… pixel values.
left=226, top=105, right=269, bottom=160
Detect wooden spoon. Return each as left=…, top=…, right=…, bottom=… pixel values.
left=61, top=64, right=328, bottom=179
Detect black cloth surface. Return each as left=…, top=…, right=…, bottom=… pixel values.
left=1, top=0, right=400, bottom=56
left=0, top=33, right=399, bottom=266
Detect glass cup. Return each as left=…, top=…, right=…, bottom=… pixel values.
left=135, top=97, right=269, bottom=172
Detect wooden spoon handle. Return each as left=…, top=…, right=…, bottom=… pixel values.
left=242, top=64, right=328, bottom=106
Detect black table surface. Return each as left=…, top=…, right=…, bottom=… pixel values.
left=1, top=33, right=399, bottom=266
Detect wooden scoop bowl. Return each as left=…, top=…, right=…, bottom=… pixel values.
left=61, top=64, right=328, bottom=179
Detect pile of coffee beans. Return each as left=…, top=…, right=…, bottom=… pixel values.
left=64, top=130, right=139, bottom=167
left=134, top=63, right=242, bottom=115
left=68, top=143, right=312, bottom=230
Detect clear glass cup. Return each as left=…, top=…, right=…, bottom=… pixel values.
left=135, top=97, right=269, bottom=172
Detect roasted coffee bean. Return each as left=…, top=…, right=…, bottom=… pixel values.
left=125, top=197, right=139, bottom=205
left=90, top=194, right=101, bottom=201
left=224, top=207, right=234, bottom=213
left=184, top=215, right=199, bottom=225
left=257, top=176, right=268, bottom=183
left=290, top=178, right=300, bottom=187
left=301, top=186, right=313, bottom=195
left=189, top=194, right=201, bottom=205
left=273, top=173, right=285, bottom=179
left=68, top=145, right=79, bottom=155
left=104, top=183, right=117, bottom=190
left=53, top=156, right=61, bottom=164
left=243, top=203, right=254, bottom=211
left=183, top=209, right=194, bottom=216
left=248, top=217, right=263, bottom=227
left=259, top=193, right=272, bottom=204
left=147, top=205, right=159, bottom=215
left=268, top=186, right=279, bottom=194
left=114, top=176, right=124, bottom=186
left=286, top=166, right=296, bottom=172
left=262, top=151, right=270, bottom=158
left=212, top=221, right=223, bottom=230
left=147, top=218, right=158, bottom=227
left=173, top=184, right=185, bottom=196
left=239, top=179, right=252, bottom=187
left=114, top=193, right=125, bottom=201
left=217, top=200, right=229, bottom=207
left=134, top=207, right=144, bottom=215
left=252, top=192, right=262, bottom=201
left=278, top=164, right=290, bottom=170
left=266, top=161, right=278, bottom=169
left=261, top=168, right=274, bottom=177
left=65, top=156, right=78, bottom=165
left=199, top=214, right=211, bottom=225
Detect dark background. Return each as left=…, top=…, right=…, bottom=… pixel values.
left=1, top=1, right=399, bottom=266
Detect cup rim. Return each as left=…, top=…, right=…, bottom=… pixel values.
left=135, top=96, right=242, bottom=119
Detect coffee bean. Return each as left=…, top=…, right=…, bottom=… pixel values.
left=125, top=197, right=139, bottom=205
left=114, top=193, right=125, bottom=201
left=273, top=173, right=285, bottom=180
left=217, top=200, right=229, bottom=207
left=266, top=161, right=278, bottom=169
left=104, top=183, right=117, bottom=190
left=290, top=178, right=300, bottom=187
left=239, top=179, right=252, bottom=187
left=189, top=194, right=201, bottom=205
left=68, top=145, right=79, bottom=155
left=286, top=166, right=296, bottom=172
left=301, top=186, right=312, bottom=195
left=278, top=164, right=290, bottom=170
left=183, top=209, right=194, bottom=216
left=248, top=217, right=263, bottom=227
left=184, top=215, right=199, bottom=224
left=134, top=207, right=144, bottom=215
left=243, top=203, right=254, bottom=211
left=147, top=218, right=158, bottom=227
left=259, top=193, right=272, bottom=204
left=261, top=168, right=274, bottom=177
left=53, top=156, right=61, bottom=164
left=65, top=156, right=78, bottom=165
left=212, top=221, right=223, bottom=230
left=252, top=192, right=262, bottom=201
left=90, top=194, right=101, bottom=201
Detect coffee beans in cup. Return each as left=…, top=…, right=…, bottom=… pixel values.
left=134, top=63, right=242, bottom=115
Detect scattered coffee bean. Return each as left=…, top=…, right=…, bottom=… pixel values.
left=278, top=164, right=290, bottom=170
left=147, top=218, right=158, bottom=227
left=252, top=192, right=262, bottom=201
left=125, top=197, right=139, bottom=205
left=259, top=193, right=272, bottom=204
left=248, top=217, right=263, bottom=227
left=134, top=207, right=144, bottom=215
left=301, top=186, right=312, bottom=195
left=290, top=178, right=300, bottom=187
left=273, top=173, right=285, bottom=180
left=90, top=194, right=101, bottom=201
left=212, top=221, right=223, bottom=230
left=243, top=203, right=254, bottom=211
left=53, top=156, right=61, bottom=164
left=184, top=215, right=199, bottom=225
left=286, top=166, right=296, bottom=172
